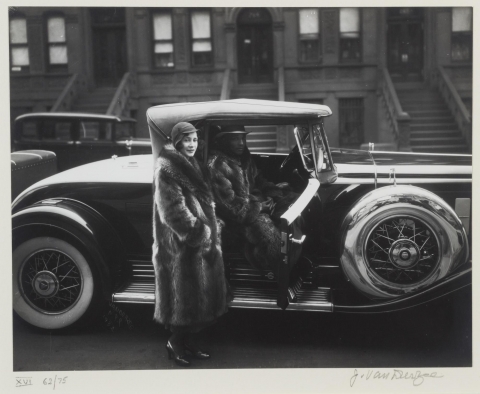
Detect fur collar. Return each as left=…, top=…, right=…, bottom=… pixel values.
left=156, top=143, right=211, bottom=199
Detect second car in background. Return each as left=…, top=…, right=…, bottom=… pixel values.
left=12, top=113, right=151, bottom=171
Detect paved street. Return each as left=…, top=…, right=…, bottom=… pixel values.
left=13, top=289, right=471, bottom=371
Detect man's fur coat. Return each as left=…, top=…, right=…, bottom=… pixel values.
left=207, top=146, right=282, bottom=272
left=153, top=143, right=229, bottom=329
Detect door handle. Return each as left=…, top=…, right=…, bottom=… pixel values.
left=290, top=235, right=306, bottom=245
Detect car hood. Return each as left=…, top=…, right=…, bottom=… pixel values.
left=12, top=155, right=154, bottom=208
left=331, top=148, right=472, bottom=184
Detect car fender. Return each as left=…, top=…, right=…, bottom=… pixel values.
left=12, top=198, right=127, bottom=299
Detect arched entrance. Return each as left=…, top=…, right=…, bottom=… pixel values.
left=237, top=8, right=273, bottom=84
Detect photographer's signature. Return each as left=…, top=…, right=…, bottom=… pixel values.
left=350, top=368, right=444, bottom=387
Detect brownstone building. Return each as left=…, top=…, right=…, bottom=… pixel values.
left=9, top=7, right=472, bottom=153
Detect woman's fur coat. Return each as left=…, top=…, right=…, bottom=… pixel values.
left=207, top=146, right=283, bottom=272
left=153, top=143, right=229, bottom=329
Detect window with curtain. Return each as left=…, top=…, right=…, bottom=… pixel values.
left=299, top=8, right=321, bottom=63
left=152, top=12, right=174, bottom=68
left=191, top=10, right=212, bottom=66
left=339, top=8, right=361, bottom=62
left=339, top=98, right=364, bottom=148
left=451, top=7, right=472, bottom=62
left=9, top=16, right=30, bottom=72
left=47, top=15, right=68, bottom=70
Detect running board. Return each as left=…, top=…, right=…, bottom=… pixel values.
left=229, top=286, right=332, bottom=312
left=112, top=282, right=332, bottom=312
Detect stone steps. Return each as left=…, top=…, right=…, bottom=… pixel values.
left=395, top=86, right=469, bottom=154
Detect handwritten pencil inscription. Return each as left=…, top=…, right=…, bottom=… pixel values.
left=15, top=376, right=68, bottom=389
left=350, top=369, right=444, bottom=387
left=15, top=377, right=32, bottom=388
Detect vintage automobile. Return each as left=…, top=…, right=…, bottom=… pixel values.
left=12, top=112, right=151, bottom=171
left=11, top=99, right=472, bottom=330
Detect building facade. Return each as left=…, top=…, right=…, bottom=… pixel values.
left=9, top=7, right=472, bottom=153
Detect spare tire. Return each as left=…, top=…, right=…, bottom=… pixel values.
left=339, top=185, right=469, bottom=299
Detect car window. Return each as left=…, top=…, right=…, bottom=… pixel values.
left=42, top=120, right=73, bottom=141
left=79, top=121, right=112, bottom=141
left=115, top=122, right=134, bottom=140
left=19, top=121, right=39, bottom=140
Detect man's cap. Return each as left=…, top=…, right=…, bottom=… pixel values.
left=171, top=122, right=199, bottom=147
left=214, top=125, right=250, bottom=139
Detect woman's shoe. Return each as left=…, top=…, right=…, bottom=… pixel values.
left=184, top=341, right=210, bottom=360
left=166, top=341, right=191, bottom=367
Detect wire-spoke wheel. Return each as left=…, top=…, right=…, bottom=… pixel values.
left=13, top=237, right=97, bottom=330
left=365, top=216, right=440, bottom=285
left=340, top=185, right=469, bottom=299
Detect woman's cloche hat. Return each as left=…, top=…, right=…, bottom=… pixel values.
left=171, top=122, right=199, bottom=147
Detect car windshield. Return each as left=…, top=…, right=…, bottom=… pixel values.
left=312, top=123, right=330, bottom=172
left=294, top=123, right=331, bottom=175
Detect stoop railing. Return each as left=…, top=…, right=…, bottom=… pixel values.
left=107, top=72, right=137, bottom=117
left=50, top=74, right=86, bottom=112
left=434, top=65, right=472, bottom=151
left=378, top=67, right=411, bottom=151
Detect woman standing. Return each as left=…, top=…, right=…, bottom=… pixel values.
left=152, top=122, right=229, bottom=367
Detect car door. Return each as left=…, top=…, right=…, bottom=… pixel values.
left=277, top=177, right=320, bottom=309
left=277, top=120, right=336, bottom=309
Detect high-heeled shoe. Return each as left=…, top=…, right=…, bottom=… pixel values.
left=166, top=341, right=191, bottom=367
left=184, top=341, right=210, bottom=359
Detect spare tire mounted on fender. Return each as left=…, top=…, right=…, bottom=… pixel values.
left=340, top=185, right=469, bottom=299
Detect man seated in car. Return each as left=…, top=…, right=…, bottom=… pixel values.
left=207, top=125, right=297, bottom=273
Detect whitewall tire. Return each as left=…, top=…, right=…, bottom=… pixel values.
left=13, top=237, right=96, bottom=330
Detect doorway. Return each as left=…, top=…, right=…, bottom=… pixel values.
left=90, top=8, right=128, bottom=87
left=387, top=8, right=424, bottom=82
left=237, top=8, right=274, bottom=84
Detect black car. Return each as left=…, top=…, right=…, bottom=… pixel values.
left=12, top=99, right=471, bottom=330
left=12, top=112, right=151, bottom=171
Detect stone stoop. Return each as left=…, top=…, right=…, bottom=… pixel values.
left=396, top=85, right=470, bottom=154
left=71, top=87, right=117, bottom=114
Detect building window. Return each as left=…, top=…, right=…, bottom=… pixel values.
left=339, top=98, right=364, bottom=148
left=299, top=9, right=321, bottom=63
left=339, top=8, right=361, bottom=62
left=190, top=10, right=212, bottom=66
left=152, top=12, right=174, bottom=68
left=451, top=7, right=472, bottom=62
left=46, top=15, right=68, bottom=71
left=9, top=16, right=30, bottom=72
